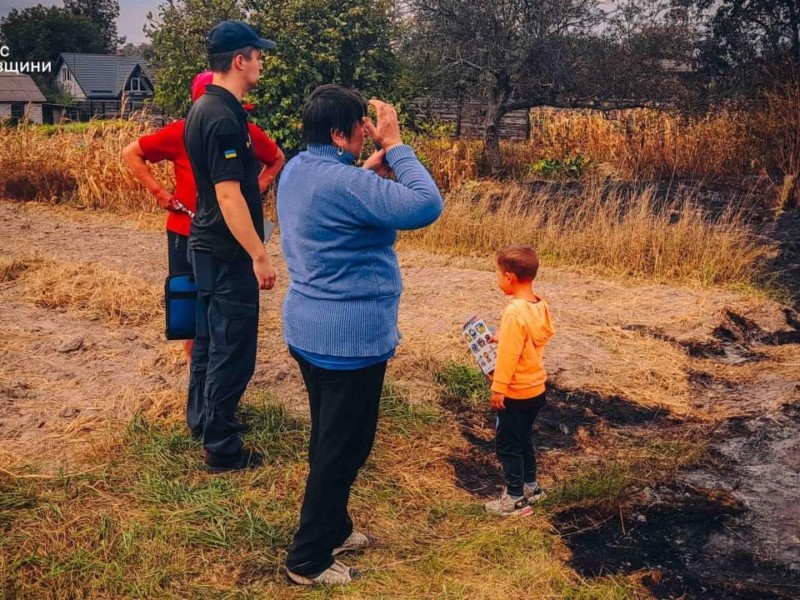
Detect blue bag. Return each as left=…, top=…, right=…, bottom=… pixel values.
left=165, top=274, right=197, bottom=340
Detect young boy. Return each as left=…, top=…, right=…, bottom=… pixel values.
left=486, top=245, right=555, bottom=515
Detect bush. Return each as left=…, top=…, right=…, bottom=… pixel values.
left=527, top=155, right=592, bottom=179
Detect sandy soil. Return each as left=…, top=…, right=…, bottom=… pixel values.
left=1, top=197, right=798, bottom=451
left=1, top=199, right=799, bottom=595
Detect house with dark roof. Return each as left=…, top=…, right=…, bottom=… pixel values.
left=54, top=53, right=154, bottom=119
left=0, top=73, right=47, bottom=123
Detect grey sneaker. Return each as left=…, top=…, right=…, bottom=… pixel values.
left=524, top=481, right=546, bottom=502
left=286, top=560, right=359, bottom=585
left=333, top=530, right=374, bottom=556
left=484, top=491, right=531, bottom=515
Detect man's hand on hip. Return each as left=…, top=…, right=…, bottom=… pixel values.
left=253, top=254, right=276, bottom=290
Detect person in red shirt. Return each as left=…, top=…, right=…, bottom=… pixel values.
left=122, top=71, right=284, bottom=364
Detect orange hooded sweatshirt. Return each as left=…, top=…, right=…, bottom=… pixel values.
left=491, top=297, right=555, bottom=399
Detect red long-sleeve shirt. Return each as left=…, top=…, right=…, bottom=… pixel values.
left=138, top=120, right=279, bottom=236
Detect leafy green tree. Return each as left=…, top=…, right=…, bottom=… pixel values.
left=245, top=0, right=398, bottom=153
left=145, top=0, right=244, bottom=117
left=64, top=0, right=123, bottom=52
left=0, top=5, right=105, bottom=102
left=0, top=5, right=104, bottom=63
left=146, top=0, right=397, bottom=151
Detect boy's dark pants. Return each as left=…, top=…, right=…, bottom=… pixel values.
left=286, top=350, right=387, bottom=578
left=187, top=250, right=258, bottom=456
left=496, top=391, right=547, bottom=497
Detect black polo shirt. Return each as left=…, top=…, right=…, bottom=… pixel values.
left=185, top=84, right=264, bottom=261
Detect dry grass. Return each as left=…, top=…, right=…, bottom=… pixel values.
left=0, top=118, right=166, bottom=211
left=413, top=109, right=756, bottom=190
left=0, top=99, right=786, bottom=298
left=0, top=256, right=32, bottom=282
left=398, top=180, right=773, bottom=287
left=411, top=83, right=800, bottom=196
left=0, top=387, right=650, bottom=599
left=524, top=107, right=755, bottom=180
left=6, top=256, right=161, bottom=326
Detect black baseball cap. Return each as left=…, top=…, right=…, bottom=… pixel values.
left=207, top=20, right=276, bottom=54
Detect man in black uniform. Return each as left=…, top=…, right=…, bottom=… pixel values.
left=185, top=20, right=277, bottom=472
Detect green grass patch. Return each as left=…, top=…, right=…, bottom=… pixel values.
left=641, top=438, right=705, bottom=467
left=434, top=361, right=490, bottom=404
left=379, top=380, right=441, bottom=436
left=239, top=392, right=308, bottom=462
left=547, top=463, right=633, bottom=507
left=0, top=479, right=37, bottom=527
left=31, top=120, right=132, bottom=136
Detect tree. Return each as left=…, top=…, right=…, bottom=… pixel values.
left=674, top=0, right=800, bottom=96
left=118, top=43, right=153, bottom=59
left=145, top=0, right=244, bottom=117
left=244, top=0, right=398, bottom=153
left=146, top=0, right=398, bottom=152
left=64, top=0, right=123, bottom=52
left=0, top=5, right=104, bottom=64
left=403, top=0, right=696, bottom=172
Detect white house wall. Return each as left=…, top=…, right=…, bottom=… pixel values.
left=58, top=68, right=86, bottom=100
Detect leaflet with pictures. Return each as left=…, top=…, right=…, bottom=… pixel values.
left=462, top=316, right=497, bottom=375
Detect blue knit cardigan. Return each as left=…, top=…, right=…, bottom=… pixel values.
left=276, top=143, right=443, bottom=357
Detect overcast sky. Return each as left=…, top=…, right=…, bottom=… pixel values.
left=1, top=0, right=628, bottom=48
left=0, top=0, right=159, bottom=45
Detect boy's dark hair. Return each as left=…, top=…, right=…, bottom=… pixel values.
left=496, top=245, right=539, bottom=281
left=302, top=84, right=367, bottom=145
left=208, top=45, right=258, bottom=73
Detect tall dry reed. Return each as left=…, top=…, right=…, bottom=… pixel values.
left=0, top=118, right=167, bottom=211
left=412, top=109, right=758, bottom=189
left=412, top=84, right=800, bottom=193
left=526, top=108, right=756, bottom=180
left=752, top=82, right=800, bottom=212
left=399, top=181, right=773, bottom=286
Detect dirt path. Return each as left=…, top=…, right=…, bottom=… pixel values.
left=2, top=199, right=799, bottom=596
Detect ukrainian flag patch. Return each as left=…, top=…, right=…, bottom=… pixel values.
left=224, top=149, right=237, bottom=159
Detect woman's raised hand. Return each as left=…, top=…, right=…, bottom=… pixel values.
left=364, top=99, right=402, bottom=152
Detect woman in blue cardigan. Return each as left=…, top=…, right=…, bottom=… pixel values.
left=278, top=84, right=443, bottom=585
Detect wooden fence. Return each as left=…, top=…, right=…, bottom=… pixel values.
left=412, top=99, right=531, bottom=140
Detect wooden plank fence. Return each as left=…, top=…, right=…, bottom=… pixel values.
left=412, top=99, right=531, bottom=140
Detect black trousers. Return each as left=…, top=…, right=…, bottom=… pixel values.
left=285, top=350, right=387, bottom=577
left=495, top=391, right=547, bottom=497
left=188, top=250, right=258, bottom=455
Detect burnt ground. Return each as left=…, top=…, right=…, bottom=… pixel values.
left=767, top=207, right=800, bottom=307
left=442, top=385, right=674, bottom=498
left=555, top=402, right=800, bottom=600
left=441, top=380, right=800, bottom=599
left=624, top=307, right=800, bottom=365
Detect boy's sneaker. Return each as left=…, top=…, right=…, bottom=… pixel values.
left=203, top=448, right=263, bottom=473
left=484, top=491, right=531, bottom=516
left=524, top=481, right=546, bottom=502
left=333, top=530, right=375, bottom=556
left=286, top=560, right=359, bottom=585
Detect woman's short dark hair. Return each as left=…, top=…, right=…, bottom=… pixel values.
left=209, top=45, right=258, bottom=73
left=302, top=84, right=367, bottom=145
